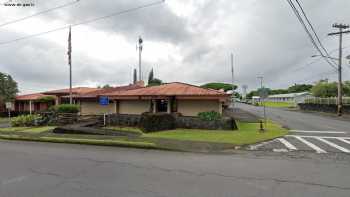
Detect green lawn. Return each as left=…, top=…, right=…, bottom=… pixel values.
left=0, top=117, right=9, bottom=124
left=0, top=121, right=288, bottom=149
left=0, top=126, right=56, bottom=133
left=105, top=126, right=143, bottom=135
left=0, top=134, right=156, bottom=149
left=143, top=121, right=288, bottom=145
left=260, top=102, right=295, bottom=108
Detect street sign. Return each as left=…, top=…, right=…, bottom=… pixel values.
left=5, top=102, right=13, bottom=110
left=259, top=88, right=269, bottom=99
left=99, top=96, right=109, bottom=106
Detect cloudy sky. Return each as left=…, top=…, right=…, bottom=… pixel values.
left=1, top=0, right=350, bottom=94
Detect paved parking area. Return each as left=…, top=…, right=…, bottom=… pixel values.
left=250, top=130, right=350, bottom=154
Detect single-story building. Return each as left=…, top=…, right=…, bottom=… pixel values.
left=252, top=92, right=311, bottom=105
left=13, top=81, right=231, bottom=117
left=267, top=92, right=311, bottom=104
left=15, top=93, right=53, bottom=113
left=97, top=82, right=230, bottom=117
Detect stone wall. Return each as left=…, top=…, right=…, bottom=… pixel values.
left=105, top=114, right=141, bottom=127
left=298, top=103, right=350, bottom=114
left=105, top=113, right=237, bottom=131
left=176, top=116, right=237, bottom=130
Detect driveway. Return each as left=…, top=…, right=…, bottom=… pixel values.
left=235, top=103, right=350, bottom=132
left=1, top=140, right=350, bottom=197
left=236, top=103, right=350, bottom=154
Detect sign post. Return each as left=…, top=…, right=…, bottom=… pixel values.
left=5, top=102, right=13, bottom=121
left=258, top=88, right=269, bottom=129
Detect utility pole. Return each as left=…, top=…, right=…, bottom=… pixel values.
left=258, top=76, right=267, bottom=127
left=328, top=23, right=350, bottom=116
left=137, top=36, right=143, bottom=81
left=231, top=53, right=235, bottom=107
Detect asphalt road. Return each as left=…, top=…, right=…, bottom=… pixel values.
left=236, top=103, right=350, bottom=133
left=1, top=140, right=350, bottom=197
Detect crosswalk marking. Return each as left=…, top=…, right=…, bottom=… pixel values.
left=315, top=137, right=350, bottom=153
left=286, top=135, right=350, bottom=140
left=290, top=130, right=347, bottom=134
left=292, top=136, right=327, bottom=153
left=338, top=138, right=350, bottom=145
left=277, top=138, right=297, bottom=150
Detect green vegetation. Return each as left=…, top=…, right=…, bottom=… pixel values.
left=260, top=102, right=295, bottom=108
left=55, top=104, right=80, bottom=113
left=0, top=126, right=55, bottom=133
left=38, top=96, right=55, bottom=103
left=11, top=114, right=42, bottom=127
left=0, top=135, right=156, bottom=149
left=311, top=80, right=350, bottom=97
left=144, top=122, right=287, bottom=145
left=147, top=68, right=163, bottom=87
left=0, top=72, right=19, bottom=102
left=0, top=117, right=9, bottom=124
left=105, top=126, right=143, bottom=135
left=247, top=83, right=313, bottom=99
left=200, top=82, right=237, bottom=92
left=198, top=111, right=221, bottom=121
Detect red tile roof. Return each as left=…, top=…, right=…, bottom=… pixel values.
left=105, top=82, right=228, bottom=97
left=73, top=83, right=144, bottom=98
left=43, top=87, right=99, bottom=95
left=16, top=93, right=48, bottom=101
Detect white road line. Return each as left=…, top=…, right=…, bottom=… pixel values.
left=286, top=135, right=350, bottom=140
left=337, top=138, right=350, bottom=145
left=277, top=138, right=297, bottom=150
left=315, top=137, right=350, bottom=153
left=293, top=136, right=327, bottom=153
left=290, top=130, right=347, bottom=134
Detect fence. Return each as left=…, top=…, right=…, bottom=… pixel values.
left=304, top=97, right=350, bottom=106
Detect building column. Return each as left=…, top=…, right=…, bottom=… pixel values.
left=167, top=99, right=171, bottom=114
left=29, top=100, right=32, bottom=114
left=152, top=100, right=156, bottom=113
left=55, top=97, right=60, bottom=106
left=114, top=100, right=120, bottom=114
left=218, top=101, right=223, bottom=115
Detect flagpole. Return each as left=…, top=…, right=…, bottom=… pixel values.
left=68, top=26, right=72, bottom=104
left=231, top=53, right=235, bottom=107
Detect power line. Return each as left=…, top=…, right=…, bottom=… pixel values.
left=0, top=0, right=165, bottom=46
left=294, top=0, right=338, bottom=67
left=292, top=45, right=350, bottom=72
left=286, top=0, right=337, bottom=70
left=0, top=0, right=81, bottom=28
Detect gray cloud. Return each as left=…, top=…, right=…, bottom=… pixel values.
left=1, top=0, right=350, bottom=94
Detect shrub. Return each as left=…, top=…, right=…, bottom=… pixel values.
left=38, top=96, right=55, bottom=103
left=11, top=114, right=42, bottom=127
left=198, top=111, right=222, bottom=121
left=55, top=104, right=79, bottom=113
left=139, top=113, right=176, bottom=133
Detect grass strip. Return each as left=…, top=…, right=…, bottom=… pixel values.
left=0, top=134, right=156, bottom=149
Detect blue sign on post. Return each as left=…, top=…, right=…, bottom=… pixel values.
left=99, top=96, right=109, bottom=106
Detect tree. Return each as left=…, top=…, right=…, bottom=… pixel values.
left=287, top=84, right=313, bottom=93
left=148, top=78, right=163, bottom=87
left=0, top=72, right=19, bottom=102
left=102, top=84, right=111, bottom=89
left=200, top=83, right=237, bottom=92
left=311, top=80, right=350, bottom=97
left=148, top=68, right=154, bottom=85
left=133, top=68, right=137, bottom=84
left=311, top=81, right=338, bottom=97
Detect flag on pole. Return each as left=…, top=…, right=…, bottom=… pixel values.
left=67, top=26, right=72, bottom=65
